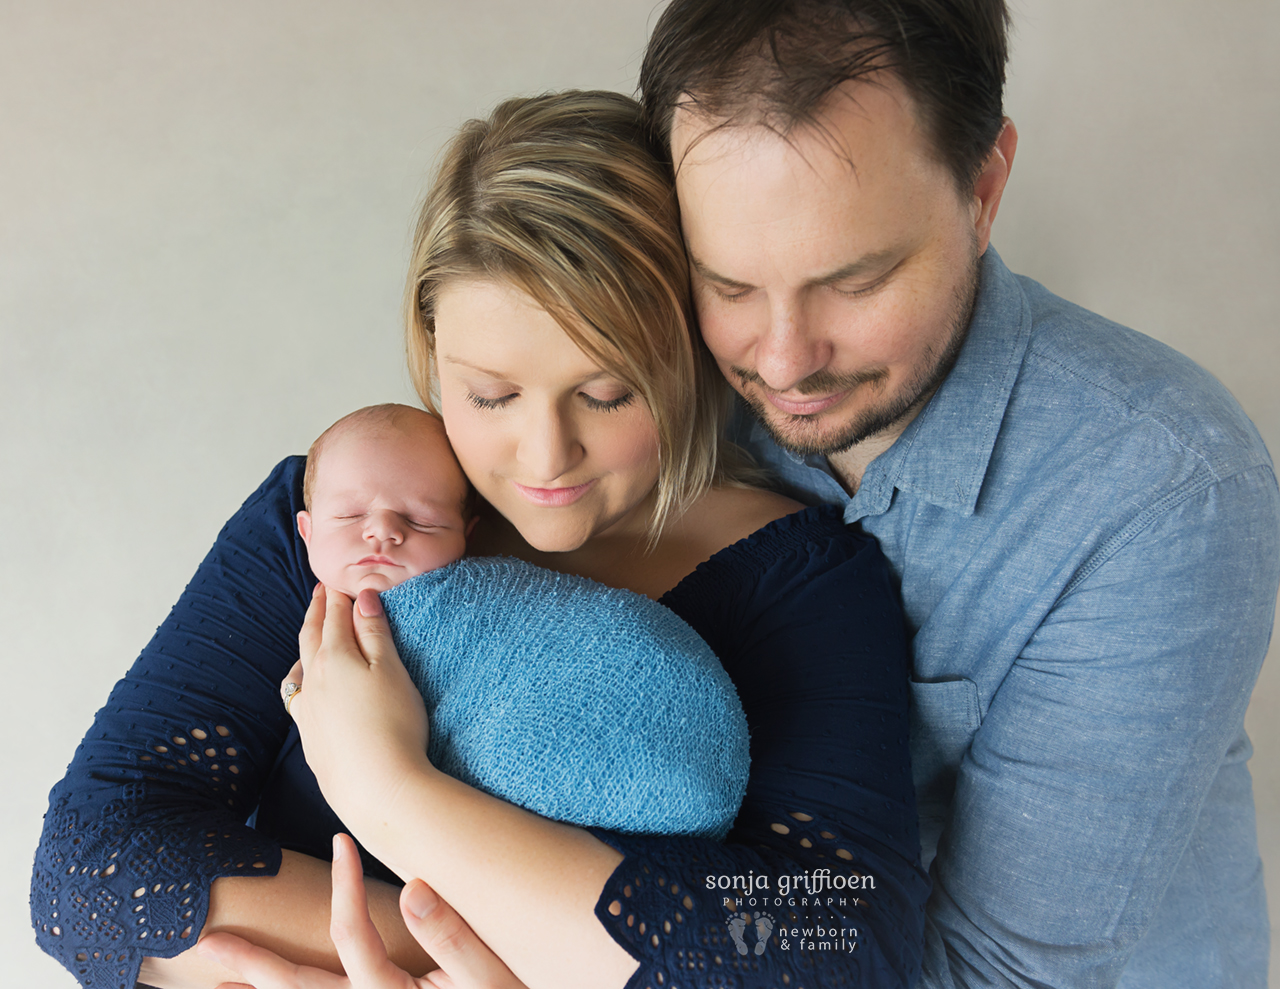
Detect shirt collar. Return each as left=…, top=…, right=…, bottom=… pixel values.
left=847, top=247, right=1033, bottom=522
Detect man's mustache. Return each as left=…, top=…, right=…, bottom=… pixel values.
left=728, top=364, right=888, bottom=399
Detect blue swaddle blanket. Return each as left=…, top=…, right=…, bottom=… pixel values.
left=380, top=557, right=749, bottom=840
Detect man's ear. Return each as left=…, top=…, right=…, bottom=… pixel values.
left=971, top=117, right=1018, bottom=254
left=297, top=510, right=312, bottom=545
left=465, top=515, right=479, bottom=539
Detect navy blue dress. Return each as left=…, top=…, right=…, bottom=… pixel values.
left=31, top=457, right=927, bottom=989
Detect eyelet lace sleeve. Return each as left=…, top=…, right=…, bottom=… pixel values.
left=30, top=458, right=313, bottom=989
left=589, top=506, right=930, bottom=988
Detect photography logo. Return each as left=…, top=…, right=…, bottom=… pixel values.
left=726, top=911, right=775, bottom=956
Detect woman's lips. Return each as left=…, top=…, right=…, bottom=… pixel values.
left=512, top=479, right=596, bottom=507
left=763, top=390, right=850, bottom=417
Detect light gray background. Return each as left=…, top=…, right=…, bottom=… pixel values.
left=2, top=2, right=1276, bottom=985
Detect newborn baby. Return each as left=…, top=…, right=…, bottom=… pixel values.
left=297, top=404, right=749, bottom=839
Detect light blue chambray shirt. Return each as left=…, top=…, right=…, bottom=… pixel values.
left=732, top=249, right=1280, bottom=988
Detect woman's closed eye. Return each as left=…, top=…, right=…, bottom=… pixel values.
left=466, top=389, right=634, bottom=413
left=582, top=390, right=634, bottom=412
left=467, top=391, right=517, bottom=411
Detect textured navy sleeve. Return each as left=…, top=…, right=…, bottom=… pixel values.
left=30, top=457, right=314, bottom=989
left=590, top=506, right=929, bottom=988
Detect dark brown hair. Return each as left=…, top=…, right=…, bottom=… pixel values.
left=639, top=0, right=1010, bottom=193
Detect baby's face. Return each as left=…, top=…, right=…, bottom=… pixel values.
left=298, top=417, right=473, bottom=597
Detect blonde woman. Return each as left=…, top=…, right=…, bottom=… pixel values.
left=32, top=92, right=927, bottom=989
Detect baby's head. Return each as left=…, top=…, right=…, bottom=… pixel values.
left=298, top=404, right=476, bottom=597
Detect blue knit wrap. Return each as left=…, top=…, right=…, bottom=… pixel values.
left=380, top=557, right=749, bottom=840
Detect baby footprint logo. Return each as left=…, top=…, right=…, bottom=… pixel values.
left=754, top=912, right=775, bottom=954
left=727, top=911, right=775, bottom=956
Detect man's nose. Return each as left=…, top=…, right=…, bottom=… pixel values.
left=364, top=510, right=405, bottom=544
left=516, top=403, right=583, bottom=482
left=753, top=296, right=832, bottom=392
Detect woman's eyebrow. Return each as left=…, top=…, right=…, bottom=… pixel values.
left=439, top=354, right=615, bottom=385
left=437, top=355, right=511, bottom=378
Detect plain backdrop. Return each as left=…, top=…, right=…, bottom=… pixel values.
left=2, top=2, right=1276, bottom=985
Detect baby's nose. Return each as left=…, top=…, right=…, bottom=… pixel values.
left=364, top=510, right=405, bottom=543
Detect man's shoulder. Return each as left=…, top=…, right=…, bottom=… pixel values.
left=1009, top=274, right=1271, bottom=481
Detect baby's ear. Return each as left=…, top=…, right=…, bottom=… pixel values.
left=296, top=510, right=313, bottom=544
left=465, top=515, right=479, bottom=539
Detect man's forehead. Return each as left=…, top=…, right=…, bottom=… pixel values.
left=669, top=74, right=925, bottom=175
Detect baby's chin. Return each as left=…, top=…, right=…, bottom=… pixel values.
left=320, top=570, right=405, bottom=599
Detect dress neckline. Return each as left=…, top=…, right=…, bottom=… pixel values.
left=659, top=502, right=845, bottom=607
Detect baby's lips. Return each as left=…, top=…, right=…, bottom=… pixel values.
left=355, top=555, right=401, bottom=567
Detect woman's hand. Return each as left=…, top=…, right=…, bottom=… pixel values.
left=282, top=585, right=637, bottom=988
left=199, top=834, right=528, bottom=989
left=284, top=584, right=434, bottom=833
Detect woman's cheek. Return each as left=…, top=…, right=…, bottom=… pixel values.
left=439, top=394, right=503, bottom=490
left=600, top=406, right=660, bottom=487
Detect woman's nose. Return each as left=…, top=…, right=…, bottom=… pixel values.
left=364, top=510, right=405, bottom=544
left=516, top=404, right=584, bottom=482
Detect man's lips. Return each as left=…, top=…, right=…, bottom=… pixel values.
left=761, top=389, right=850, bottom=417
left=512, top=479, right=596, bottom=507
left=355, top=555, right=401, bottom=567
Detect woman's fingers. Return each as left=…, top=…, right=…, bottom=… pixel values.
left=400, top=881, right=529, bottom=989
left=328, top=834, right=403, bottom=986
left=281, top=659, right=305, bottom=714
left=299, top=582, right=325, bottom=670
left=198, top=931, right=348, bottom=989
left=353, top=589, right=396, bottom=668
left=321, top=584, right=365, bottom=665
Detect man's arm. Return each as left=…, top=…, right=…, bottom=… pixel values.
left=921, top=465, right=1279, bottom=987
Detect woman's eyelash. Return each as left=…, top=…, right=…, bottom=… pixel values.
left=467, top=392, right=516, bottom=410
left=583, top=392, right=635, bottom=412
left=467, top=390, right=633, bottom=412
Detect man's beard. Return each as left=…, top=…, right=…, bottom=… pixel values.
left=731, top=250, right=980, bottom=458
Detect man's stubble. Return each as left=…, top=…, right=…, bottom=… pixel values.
left=730, top=246, right=980, bottom=458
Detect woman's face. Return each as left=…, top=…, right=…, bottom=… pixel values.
left=432, top=278, right=661, bottom=553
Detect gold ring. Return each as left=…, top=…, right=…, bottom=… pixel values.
left=282, top=681, right=302, bottom=716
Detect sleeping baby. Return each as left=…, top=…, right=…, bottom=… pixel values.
left=295, top=403, right=748, bottom=839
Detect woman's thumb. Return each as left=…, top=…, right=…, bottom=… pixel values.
left=353, top=588, right=394, bottom=650
left=355, top=588, right=385, bottom=620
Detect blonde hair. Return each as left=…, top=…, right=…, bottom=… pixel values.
left=405, top=90, right=750, bottom=542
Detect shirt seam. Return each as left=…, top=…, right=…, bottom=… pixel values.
left=1024, top=349, right=1225, bottom=484
left=1061, top=462, right=1277, bottom=598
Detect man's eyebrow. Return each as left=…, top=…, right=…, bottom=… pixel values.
left=812, top=248, right=901, bottom=286
left=690, top=247, right=902, bottom=290
left=689, top=255, right=754, bottom=290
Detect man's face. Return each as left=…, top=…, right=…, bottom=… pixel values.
left=672, top=76, right=987, bottom=456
